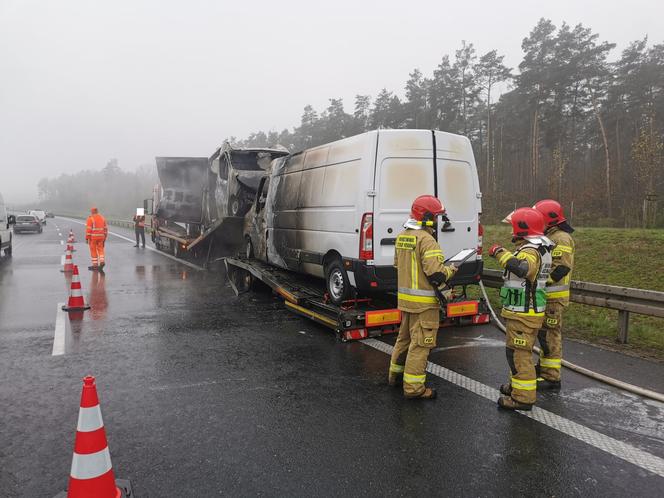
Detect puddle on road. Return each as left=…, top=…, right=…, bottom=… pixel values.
left=561, top=387, right=664, bottom=443
left=432, top=334, right=504, bottom=353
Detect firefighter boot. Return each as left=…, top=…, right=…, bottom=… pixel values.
left=498, top=395, right=533, bottom=411
left=408, top=387, right=437, bottom=400
left=388, top=370, right=403, bottom=387
left=500, top=383, right=512, bottom=396
left=537, top=378, right=562, bottom=391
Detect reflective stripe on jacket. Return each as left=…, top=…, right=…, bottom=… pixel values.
left=86, top=214, right=108, bottom=240
left=393, top=228, right=455, bottom=313
left=546, top=226, right=575, bottom=304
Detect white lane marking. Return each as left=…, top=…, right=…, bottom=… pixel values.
left=60, top=217, right=204, bottom=271
left=60, top=255, right=65, bottom=266
left=60, top=240, right=63, bottom=245
left=361, top=338, right=664, bottom=479
left=52, top=303, right=66, bottom=356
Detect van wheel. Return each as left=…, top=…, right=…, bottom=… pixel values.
left=325, top=259, right=351, bottom=305
left=230, top=196, right=243, bottom=217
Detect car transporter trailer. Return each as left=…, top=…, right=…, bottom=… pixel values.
left=224, top=257, right=491, bottom=342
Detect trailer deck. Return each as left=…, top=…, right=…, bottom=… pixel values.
left=224, top=257, right=490, bottom=341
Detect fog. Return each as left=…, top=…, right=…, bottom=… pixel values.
left=1, top=0, right=661, bottom=203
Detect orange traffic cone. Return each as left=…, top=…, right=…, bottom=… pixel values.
left=67, top=242, right=76, bottom=253
left=69, top=229, right=76, bottom=242
left=57, top=376, right=132, bottom=498
left=61, top=246, right=74, bottom=273
left=62, top=266, right=90, bottom=312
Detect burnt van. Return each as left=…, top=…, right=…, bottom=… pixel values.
left=244, top=129, right=483, bottom=304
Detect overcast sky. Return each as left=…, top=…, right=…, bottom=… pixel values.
left=1, top=0, right=661, bottom=203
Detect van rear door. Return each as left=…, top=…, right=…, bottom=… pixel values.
left=434, top=131, right=481, bottom=262
left=373, top=130, right=481, bottom=268
left=373, top=130, right=436, bottom=267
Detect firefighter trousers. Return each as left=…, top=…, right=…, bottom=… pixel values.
left=389, top=309, right=439, bottom=397
left=505, top=318, right=540, bottom=405
left=88, top=238, right=105, bottom=267
left=537, top=301, right=564, bottom=381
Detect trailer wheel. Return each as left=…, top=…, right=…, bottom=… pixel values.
left=325, top=259, right=351, bottom=305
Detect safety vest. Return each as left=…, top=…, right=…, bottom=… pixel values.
left=500, top=237, right=553, bottom=316
left=545, top=227, right=575, bottom=304
left=394, top=228, right=453, bottom=313
left=86, top=214, right=107, bottom=239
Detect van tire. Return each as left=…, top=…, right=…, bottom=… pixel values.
left=325, top=259, right=351, bottom=305
left=230, top=196, right=246, bottom=217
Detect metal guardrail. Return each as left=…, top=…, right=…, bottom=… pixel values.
left=56, top=215, right=153, bottom=233
left=482, top=268, right=664, bottom=344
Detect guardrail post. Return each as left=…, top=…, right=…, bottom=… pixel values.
left=617, top=310, right=630, bottom=344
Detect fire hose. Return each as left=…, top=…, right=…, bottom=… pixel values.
left=478, top=280, right=664, bottom=404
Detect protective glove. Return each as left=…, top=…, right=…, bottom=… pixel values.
left=488, top=244, right=503, bottom=257
left=448, top=263, right=458, bottom=275
left=439, top=288, right=453, bottom=301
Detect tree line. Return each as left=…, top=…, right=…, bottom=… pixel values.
left=37, top=159, right=157, bottom=218
left=234, top=19, right=664, bottom=227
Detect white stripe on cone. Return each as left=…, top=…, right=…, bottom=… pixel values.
left=70, top=447, right=113, bottom=480
left=70, top=289, right=83, bottom=298
left=77, top=405, right=104, bottom=432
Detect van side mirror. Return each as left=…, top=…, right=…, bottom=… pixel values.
left=8, top=215, right=16, bottom=225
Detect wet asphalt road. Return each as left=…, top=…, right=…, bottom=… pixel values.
left=1, top=217, right=663, bottom=497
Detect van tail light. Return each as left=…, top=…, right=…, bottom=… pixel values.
left=477, top=221, right=484, bottom=257
left=359, top=212, right=374, bottom=260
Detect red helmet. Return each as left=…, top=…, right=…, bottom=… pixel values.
left=511, top=207, right=545, bottom=238
left=411, top=195, right=446, bottom=224
left=533, top=199, right=566, bottom=227
left=90, top=206, right=98, bottom=214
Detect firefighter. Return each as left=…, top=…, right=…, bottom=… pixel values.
left=86, top=207, right=108, bottom=271
left=388, top=195, right=458, bottom=399
left=488, top=207, right=553, bottom=411
left=533, top=199, right=575, bottom=390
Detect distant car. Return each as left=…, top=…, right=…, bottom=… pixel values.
left=45, top=211, right=55, bottom=218
left=28, top=210, right=47, bottom=224
left=14, top=215, right=43, bottom=234
left=0, top=192, right=15, bottom=257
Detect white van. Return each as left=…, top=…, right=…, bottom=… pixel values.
left=28, top=210, right=47, bottom=224
left=244, top=129, right=483, bottom=304
left=0, top=193, right=16, bottom=257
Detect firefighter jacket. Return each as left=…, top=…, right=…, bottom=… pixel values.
left=495, top=237, right=553, bottom=328
left=393, top=228, right=456, bottom=313
left=86, top=213, right=108, bottom=241
left=545, top=226, right=575, bottom=305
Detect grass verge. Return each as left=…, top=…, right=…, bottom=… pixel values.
left=479, top=225, right=664, bottom=361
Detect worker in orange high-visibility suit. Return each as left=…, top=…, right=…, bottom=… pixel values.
left=86, top=206, right=108, bottom=271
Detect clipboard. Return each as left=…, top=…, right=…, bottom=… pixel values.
left=445, top=248, right=477, bottom=265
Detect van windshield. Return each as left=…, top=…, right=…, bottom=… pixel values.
left=17, top=216, right=36, bottom=221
